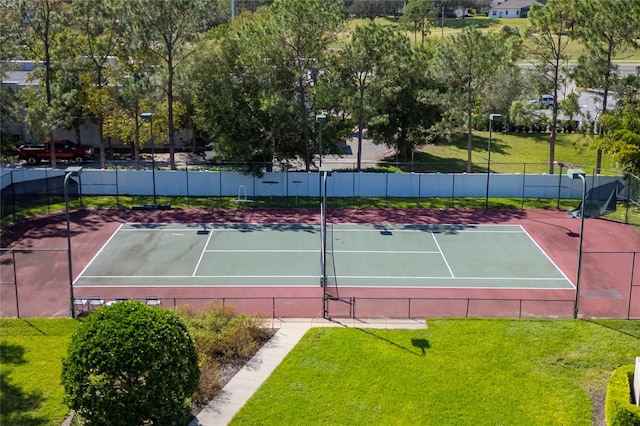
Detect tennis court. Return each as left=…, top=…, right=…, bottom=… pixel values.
left=75, top=223, right=574, bottom=290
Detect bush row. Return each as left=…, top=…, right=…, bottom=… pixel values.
left=606, top=364, right=640, bottom=426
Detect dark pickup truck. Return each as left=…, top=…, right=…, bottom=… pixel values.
left=18, top=139, right=94, bottom=165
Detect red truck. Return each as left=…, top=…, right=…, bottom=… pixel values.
left=18, top=139, right=94, bottom=165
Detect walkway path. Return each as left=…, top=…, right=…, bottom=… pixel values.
left=190, top=318, right=427, bottom=426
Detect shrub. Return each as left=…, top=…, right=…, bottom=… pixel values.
left=605, top=364, right=640, bottom=426
left=175, top=303, right=274, bottom=405
left=61, top=301, right=200, bottom=426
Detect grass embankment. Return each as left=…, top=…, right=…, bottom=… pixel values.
left=0, top=318, right=80, bottom=426
left=231, top=319, right=640, bottom=426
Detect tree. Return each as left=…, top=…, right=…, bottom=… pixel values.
left=571, top=0, right=640, bottom=172
left=327, top=22, right=410, bottom=171
left=71, top=0, right=127, bottom=169
left=592, top=105, right=640, bottom=174
left=260, top=0, right=344, bottom=170
left=13, top=0, right=72, bottom=168
left=346, top=0, right=404, bottom=20
left=367, top=45, right=443, bottom=163
left=400, top=0, right=436, bottom=45
left=432, top=26, right=507, bottom=172
left=191, top=11, right=276, bottom=167
left=130, top=0, right=214, bottom=170
left=524, top=0, right=577, bottom=174
left=62, top=301, right=200, bottom=426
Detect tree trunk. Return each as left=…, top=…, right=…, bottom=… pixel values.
left=466, top=108, right=473, bottom=173
left=167, top=56, right=176, bottom=170
left=357, top=89, right=365, bottom=172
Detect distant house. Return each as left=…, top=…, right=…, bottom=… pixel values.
left=489, top=0, right=542, bottom=19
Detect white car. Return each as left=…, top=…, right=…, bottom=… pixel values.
left=528, top=94, right=554, bottom=107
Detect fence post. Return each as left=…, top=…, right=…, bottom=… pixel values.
left=10, top=170, right=16, bottom=221
left=521, top=163, right=526, bottom=209
left=186, top=160, right=190, bottom=207
left=45, top=168, right=51, bottom=214
left=451, top=173, right=455, bottom=208
left=385, top=172, right=389, bottom=208
left=629, top=252, right=637, bottom=320
left=219, top=170, right=222, bottom=208
left=625, top=173, right=631, bottom=224
left=417, top=173, right=421, bottom=208
left=115, top=162, right=120, bottom=207
left=12, top=250, right=19, bottom=318
left=557, top=163, right=564, bottom=210
left=519, top=300, right=523, bottom=319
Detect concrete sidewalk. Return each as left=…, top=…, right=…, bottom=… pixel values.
left=190, top=318, right=426, bottom=426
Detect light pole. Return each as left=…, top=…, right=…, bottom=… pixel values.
left=65, top=166, right=83, bottom=318
left=567, top=168, right=586, bottom=319
left=141, top=112, right=157, bottom=207
left=319, top=167, right=332, bottom=318
left=316, top=114, right=326, bottom=167
left=486, top=113, right=502, bottom=208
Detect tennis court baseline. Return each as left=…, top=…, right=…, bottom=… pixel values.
left=74, top=223, right=574, bottom=289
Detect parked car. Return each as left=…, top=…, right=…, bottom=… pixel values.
left=18, top=139, right=94, bottom=165
left=528, top=94, right=554, bottom=107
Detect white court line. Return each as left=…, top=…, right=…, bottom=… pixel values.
left=431, top=233, right=455, bottom=277
left=332, top=228, right=524, bottom=233
left=206, top=249, right=318, bottom=253
left=335, top=276, right=568, bottom=280
left=204, top=249, right=441, bottom=254
left=119, top=226, right=319, bottom=232
left=74, top=223, right=124, bottom=285
left=192, top=230, right=215, bottom=277
left=78, top=284, right=572, bottom=289
left=80, top=274, right=319, bottom=279
left=79, top=274, right=566, bottom=281
left=518, top=225, right=575, bottom=289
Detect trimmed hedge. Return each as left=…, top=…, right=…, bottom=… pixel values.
left=605, top=364, right=640, bottom=426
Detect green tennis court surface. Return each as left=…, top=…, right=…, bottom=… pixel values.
left=75, top=223, right=574, bottom=289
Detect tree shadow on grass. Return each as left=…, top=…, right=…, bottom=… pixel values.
left=1, top=344, right=48, bottom=425
left=0, top=342, right=26, bottom=364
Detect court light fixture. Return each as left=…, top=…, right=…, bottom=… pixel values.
left=320, top=167, right=332, bottom=318
left=65, top=166, right=83, bottom=318
left=567, top=168, right=586, bottom=319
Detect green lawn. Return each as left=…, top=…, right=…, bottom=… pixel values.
left=343, top=17, right=640, bottom=60
left=231, top=319, right=640, bottom=426
left=406, top=132, right=619, bottom=175
left=0, top=318, right=80, bottom=426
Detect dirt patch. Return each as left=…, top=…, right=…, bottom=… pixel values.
left=591, top=389, right=606, bottom=426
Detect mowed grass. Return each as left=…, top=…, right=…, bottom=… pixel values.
left=343, top=16, right=640, bottom=60
left=410, top=132, right=619, bottom=174
left=231, top=319, right=640, bottom=426
left=0, top=318, right=80, bottom=426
